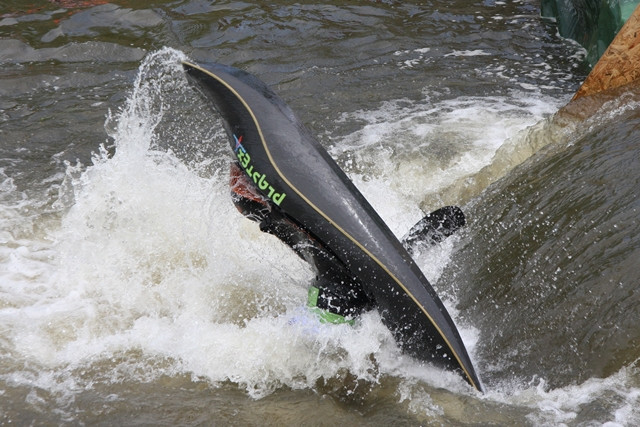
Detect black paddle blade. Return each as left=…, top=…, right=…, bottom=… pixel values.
left=402, top=206, right=466, bottom=254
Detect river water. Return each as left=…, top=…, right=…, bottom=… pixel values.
left=1, top=1, right=639, bottom=425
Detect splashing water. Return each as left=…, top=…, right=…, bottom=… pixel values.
left=0, top=48, right=476, bottom=410
left=2, top=47, right=639, bottom=425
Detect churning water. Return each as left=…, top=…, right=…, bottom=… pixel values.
left=1, top=1, right=638, bottom=425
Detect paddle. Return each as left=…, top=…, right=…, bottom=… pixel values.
left=401, top=206, right=466, bottom=254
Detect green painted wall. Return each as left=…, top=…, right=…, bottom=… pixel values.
left=541, top=0, right=639, bottom=66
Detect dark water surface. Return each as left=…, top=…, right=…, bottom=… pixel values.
left=1, top=0, right=639, bottom=425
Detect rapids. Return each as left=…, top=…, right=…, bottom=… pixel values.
left=1, top=1, right=638, bottom=425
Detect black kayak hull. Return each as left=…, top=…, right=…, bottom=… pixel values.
left=182, top=61, right=483, bottom=392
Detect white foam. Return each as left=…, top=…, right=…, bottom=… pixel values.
left=445, top=49, right=491, bottom=57
left=330, top=92, right=560, bottom=212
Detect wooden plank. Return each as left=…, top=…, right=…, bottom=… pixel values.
left=573, top=4, right=640, bottom=100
